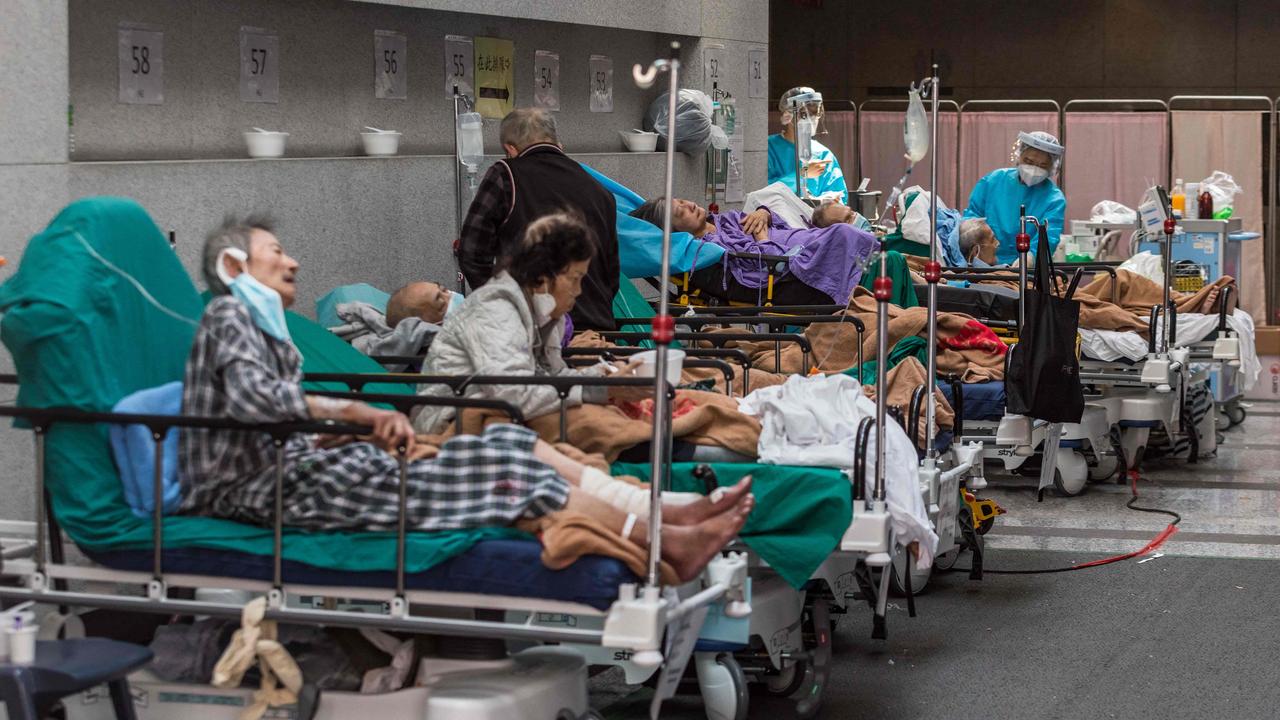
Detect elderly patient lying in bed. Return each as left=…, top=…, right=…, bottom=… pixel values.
left=179, top=213, right=753, bottom=582
left=630, top=197, right=878, bottom=306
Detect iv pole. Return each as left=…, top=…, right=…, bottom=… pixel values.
left=632, top=41, right=681, bottom=588
left=922, top=64, right=941, bottom=458
left=452, top=86, right=476, bottom=292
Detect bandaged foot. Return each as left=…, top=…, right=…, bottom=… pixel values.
left=662, top=475, right=754, bottom=525
left=579, top=467, right=751, bottom=523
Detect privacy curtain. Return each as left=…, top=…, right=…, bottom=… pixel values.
left=858, top=110, right=959, bottom=206
left=1062, top=112, right=1169, bottom=225
left=1171, top=110, right=1266, bottom=321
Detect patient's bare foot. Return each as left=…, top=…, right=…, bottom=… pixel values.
left=663, top=476, right=754, bottom=526
left=662, top=493, right=755, bottom=582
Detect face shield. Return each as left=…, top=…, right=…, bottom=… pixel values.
left=1009, top=130, right=1064, bottom=176
left=779, top=87, right=825, bottom=129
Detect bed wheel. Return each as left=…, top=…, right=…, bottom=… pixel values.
left=764, top=657, right=807, bottom=697
left=1226, top=404, right=1246, bottom=426
left=1087, top=447, right=1120, bottom=482
left=793, top=597, right=831, bottom=720
left=1053, top=451, right=1089, bottom=497
left=695, top=652, right=748, bottom=720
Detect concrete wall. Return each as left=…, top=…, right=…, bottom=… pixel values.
left=0, top=0, right=767, bottom=523
left=69, top=0, right=689, bottom=160
left=771, top=0, right=1280, bottom=103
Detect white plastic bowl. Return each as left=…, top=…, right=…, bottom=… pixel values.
left=620, top=130, right=659, bottom=152
left=361, top=131, right=402, bottom=156
left=244, top=131, right=288, bottom=158
left=633, top=349, right=686, bottom=386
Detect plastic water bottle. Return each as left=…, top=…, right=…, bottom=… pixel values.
left=456, top=112, right=484, bottom=169
left=1170, top=178, right=1185, bottom=218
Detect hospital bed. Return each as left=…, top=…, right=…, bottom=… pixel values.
left=0, top=196, right=762, bottom=720
left=0, top=390, right=757, bottom=720
left=304, top=367, right=907, bottom=720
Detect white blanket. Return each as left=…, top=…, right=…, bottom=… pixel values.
left=1079, top=309, right=1259, bottom=390
left=744, top=182, right=845, bottom=229
left=737, top=374, right=938, bottom=566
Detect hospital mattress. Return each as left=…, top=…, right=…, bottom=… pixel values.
left=84, top=539, right=635, bottom=611
left=916, top=283, right=1020, bottom=322
left=940, top=381, right=1006, bottom=422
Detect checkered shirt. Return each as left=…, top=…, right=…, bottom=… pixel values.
left=179, top=296, right=568, bottom=531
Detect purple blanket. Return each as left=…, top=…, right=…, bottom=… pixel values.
left=707, top=211, right=878, bottom=304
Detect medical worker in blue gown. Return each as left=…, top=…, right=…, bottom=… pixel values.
left=962, top=131, right=1066, bottom=264
left=767, top=87, right=848, bottom=204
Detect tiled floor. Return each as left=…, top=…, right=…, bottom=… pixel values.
left=597, top=400, right=1280, bottom=719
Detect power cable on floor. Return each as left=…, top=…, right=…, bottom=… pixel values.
left=955, top=469, right=1181, bottom=575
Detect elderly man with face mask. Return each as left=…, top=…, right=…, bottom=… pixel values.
left=962, top=131, right=1066, bottom=264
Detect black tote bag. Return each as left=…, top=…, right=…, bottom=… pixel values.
left=1004, top=222, right=1085, bottom=423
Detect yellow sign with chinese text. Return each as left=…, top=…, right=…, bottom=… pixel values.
left=474, top=37, right=514, bottom=119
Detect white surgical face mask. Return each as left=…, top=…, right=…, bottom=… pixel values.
left=1018, top=164, right=1050, bottom=186
left=531, top=292, right=557, bottom=327
left=443, top=290, right=465, bottom=318
left=216, top=248, right=291, bottom=342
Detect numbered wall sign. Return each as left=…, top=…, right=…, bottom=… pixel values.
left=444, top=35, right=474, bottom=98
left=117, top=22, right=163, bottom=105
left=748, top=48, right=767, bottom=99
left=374, top=30, right=407, bottom=100
left=239, top=27, right=279, bottom=103
left=533, top=50, right=560, bottom=111
left=588, top=55, right=612, bottom=113
left=702, top=44, right=725, bottom=92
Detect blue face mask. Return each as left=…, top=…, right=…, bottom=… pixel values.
left=217, top=248, right=291, bottom=342
left=443, top=290, right=465, bottom=319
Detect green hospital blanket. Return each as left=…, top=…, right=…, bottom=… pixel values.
left=857, top=250, right=919, bottom=308
left=611, top=462, right=851, bottom=589
left=0, top=197, right=524, bottom=571
left=847, top=335, right=928, bottom=385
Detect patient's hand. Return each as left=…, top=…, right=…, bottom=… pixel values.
left=608, top=357, right=656, bottom=403
left=348, top=403, right=417, bottom=455
left=741, top=208, right=771, bottom=241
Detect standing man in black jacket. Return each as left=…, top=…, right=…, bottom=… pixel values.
left=456, top=108, right=619, bottom=332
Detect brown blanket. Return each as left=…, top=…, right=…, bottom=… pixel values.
left=518, top=507, right=679, bottom=585
left=526, top=390, right=761, bottom=462
left=1078, top=269, right=1236, bottom=317
left=704, top=289, right=1006, bottom=383
left=862, top=356, right=955, bottom=447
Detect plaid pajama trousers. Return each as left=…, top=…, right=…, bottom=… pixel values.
left=237, top=424, right=569, bottom=532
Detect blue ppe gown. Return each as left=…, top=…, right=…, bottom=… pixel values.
left=962, top=167, right=1066, bottom=264
left=767, top=134, right=848, bottom=204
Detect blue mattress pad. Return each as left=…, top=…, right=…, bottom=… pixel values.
left=85, top=538, right=636, bottom=611
left=940, top=380, right=1006, bottom=422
